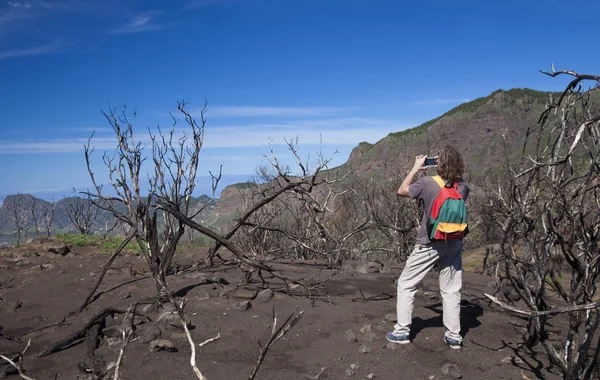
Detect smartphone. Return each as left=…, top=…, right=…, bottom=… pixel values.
left=424, top=156, right=438, bottom=167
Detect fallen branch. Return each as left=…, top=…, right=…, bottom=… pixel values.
left=171, top=297, right=219, bottom=380
left=78, top=228, right=137, bottom=312
left=484, top=293, right=600, bottom=316
left=248, top=309, right=304, bottom=380
left=198, top=334, right=221, bottom=348
left=38, top=307, right=127, bottom=357
left=352, top=289, right=394, bottom=302
left=0, top=355, right=35, bottom=380
left=113, top=304, right=136, bottom=380
left=0, top=339, right=35, bottom=380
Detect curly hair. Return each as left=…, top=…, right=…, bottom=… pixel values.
left=437, top=146, right=466, bottom=182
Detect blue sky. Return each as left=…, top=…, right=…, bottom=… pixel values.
left=1, top=0, right=598, bottom=200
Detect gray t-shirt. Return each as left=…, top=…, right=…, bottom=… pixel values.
left=409, top=176, right=470, bottom=244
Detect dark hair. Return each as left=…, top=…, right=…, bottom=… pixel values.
left=437, top=146, right=466, bottom=182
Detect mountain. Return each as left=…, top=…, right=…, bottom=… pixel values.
left=341, top=88, right=575, bottom=182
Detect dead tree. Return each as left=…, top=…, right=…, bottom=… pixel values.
left=487, top=66, right=600, bottom=380
left=3, top=194, right=29, bottom=246
left=64, top=196, right=98, bottom=235
left=205, top=139, right=416, bottom=271
left=159, top=137, right=339, bottom=292
left=80, top=101, right=215, bottom=307
left=39, top=199, right=56, bottom=237
left=29, top=199, right=41, bottom=237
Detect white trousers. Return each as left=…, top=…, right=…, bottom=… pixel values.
left=393, top=240, right=463, bottom=342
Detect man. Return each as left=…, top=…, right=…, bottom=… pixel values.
left=386, top=146, right=470, bottom=349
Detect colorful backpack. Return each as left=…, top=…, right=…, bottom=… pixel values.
left=427, top=176, right=468, bottom=240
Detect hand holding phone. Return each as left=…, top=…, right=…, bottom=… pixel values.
left=424, top=156, right=438, bottom=167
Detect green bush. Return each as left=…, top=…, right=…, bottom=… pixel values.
left=55, top=233, right=142, bottom=253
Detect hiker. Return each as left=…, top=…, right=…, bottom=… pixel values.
left=386, top=146, right=470, bottom=349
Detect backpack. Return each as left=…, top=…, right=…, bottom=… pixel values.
left=427, top=176, right=468, bottom=240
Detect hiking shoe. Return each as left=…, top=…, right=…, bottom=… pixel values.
left=444, top=336, right=462, bottom=350
left=386, top=332, right=410, bottom=344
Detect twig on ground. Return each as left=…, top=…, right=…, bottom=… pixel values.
left=0, top=339, right=35, bottom=380
left=248, top=309, right=304, bottom=380
left=167, top=297, right=218, bottom=380
left=484, top=293, right=600, bottom=316
left=198, top=334, right=221, bottom=348
left=113, top=304, right=136, bottom=380
left=351, top=289, right=394, bottom=302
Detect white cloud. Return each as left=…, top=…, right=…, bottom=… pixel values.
left=109, top=12, right=171, bottom=35
left=8, top=2, right=32, bottom=9
left=0, top=137, right=120, bottom=154
left=202, top=118, right=407, bottom=148
left=411, top=98, right=470, bottom=106
left=0, top=117, right=409, bottom=154
left=0, top=40, right=71, bottom=59
left=185, top=0, right=237, bottom=10
left=208, top=106, right=351, bottom=118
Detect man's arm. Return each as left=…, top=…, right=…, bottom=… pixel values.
left=397, top=155, right=427, bottom=197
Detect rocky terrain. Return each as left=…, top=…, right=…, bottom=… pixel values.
left=0, top=238, right=564, bottom=379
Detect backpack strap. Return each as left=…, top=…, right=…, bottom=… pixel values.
left=432, top=175, right=457, bottom=189
left=432, top=175, right=445, bottom=188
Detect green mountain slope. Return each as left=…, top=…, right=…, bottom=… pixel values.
left=342, top=88, right=568, bottom=182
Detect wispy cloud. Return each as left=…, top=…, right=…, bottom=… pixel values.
left=185, top=0, right=238, bottom=10
left=0, top=1, right=34, bottom=28
left=208, top=106, right=351, bottom=118
left=0, top=39, right=73, bottom=60
left=0, top=117, right=409, bottom=153
left=109, top=12, right=171, bottom=35
left=411, top=98, right=470, bottom=106
left=0, top=137, right=118, bottom=154
left=202, top=119, right=406, bottom=148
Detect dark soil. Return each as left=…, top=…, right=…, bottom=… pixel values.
left=0, top=241, right=563, bottom=379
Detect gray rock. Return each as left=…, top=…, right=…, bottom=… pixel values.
left=256, top=288, right=274, bottom=302
left=355, top=261, right=383, bottom=274
left=358, top=344, right=371, bottom=353
left=149, top=339, right=176, bottom=352
left=102, top=326, right=124, bottom=339
left=345, top=368, right=355, bottom=377
left=363, top=331, right=377, bottom=342
left=233, top=301, right=252, bottom=311
left=21, top=251, right=40, bottom=258
left=132, top=315, right=149, bottom=325
left=422, top=291, right=439, bottom=300
left=15, top=259, right=31, bottom=266
left=385, top=313, right=397, bottom=322
left=0, top=265, right=9, bottom=270
left=142, top=303, right=156, bottom=313
left=219, top=284, right=237, bottom=296
left=43, top=242, right=70, bottom=256
left=140, top=325, right=162, bottom=343
left=345, top=330, right=358, bottom=342
left=441, top=363, right=461, bottom=379
left=359, top=324, right=372, bottom=334
left=161, top=302, right=177, bottom=312
left=157, top=311, right=189, bottom=329
left=195, top=289, right=211, bottom=301
left=40, top=263, right=56, bottom=270
left=385, top=342, right=398, bottom=350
